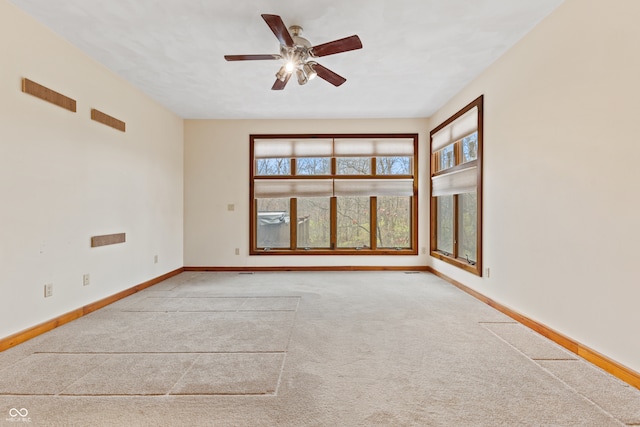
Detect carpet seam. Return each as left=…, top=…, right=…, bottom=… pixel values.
left=481, top=324, right=628, bottom=426
left=32, top=351, right=287, bottom=355
left=165, top=353, right=202, bottom=396
left=56, top=354, right=114, bottom=397
left=272, top=295, right=302, bottom=396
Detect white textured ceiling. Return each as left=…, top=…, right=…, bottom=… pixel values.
left=8, top=0, right=564, bottom=119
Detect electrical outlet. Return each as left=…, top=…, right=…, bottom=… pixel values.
left=235, top=248, right=240, bottom=255
left=227, top=204, right=235, bottom=211
left=421, top=247, right=427, bottom=255
left=485, top=267, right=490, bottom=278
left=83, top=274, right=90, bottom=286
left=154, top=255, right=158, bottom=264
left=44, top=283, right=53, bottom=298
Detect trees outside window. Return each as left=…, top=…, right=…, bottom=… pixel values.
left=296, top=197, right=331, bottom=248
left=377, top=196, right=412, bottom=248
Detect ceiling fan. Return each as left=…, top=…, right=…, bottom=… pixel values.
left=224, top=14, right=363, bottom=90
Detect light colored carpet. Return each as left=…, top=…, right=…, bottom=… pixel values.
left=31, top=310, right=296, bottom=353
left=0, top=271, right=638, bottom=426
left=481, top=322, right=578, bottom=360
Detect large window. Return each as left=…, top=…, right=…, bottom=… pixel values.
left=250, top=134, right=418, bottom=255
left=430, top=96, right=483, bottom=275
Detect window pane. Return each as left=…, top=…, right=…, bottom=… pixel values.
left=296, top=157, right=331, bottom=175
left=437, top=145, right=455, bottom=172
left=337, top=196, right=370, bottom=248
left=461, top=132, right=478, bottom=163
left=376, top=157, right=412, bottom=175
left=336, top=157, right=371, bottom=175
left=297, top=197, right=330, bottom=248
left=256, top=158, right=290, bottom=175
left=377, top=196, right=411, bottom=248
left=458, top=192, right=477, bottom=263
left=436, top=195, right=454, bottom=255
left=256, top=198, right=290, bottom=248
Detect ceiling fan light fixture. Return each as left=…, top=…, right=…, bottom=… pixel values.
left=296, top=68, right=308, bottom=85
left=276, top=64, right=289, bottom=81
left=303, top=62, right=317, bottom=81
left=285, top=60, right=295, bottom=73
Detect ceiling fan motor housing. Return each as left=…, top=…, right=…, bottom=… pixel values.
left=285, top=26, right=313, bottom=66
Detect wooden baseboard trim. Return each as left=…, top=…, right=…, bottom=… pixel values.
left=184, top=266, right=429, bottom=272
left=0, top=267, right=184, bottom=352
left=426, top=267, right=640, bottom=390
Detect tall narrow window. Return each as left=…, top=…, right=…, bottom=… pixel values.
left=430, top=96, right=483, bottom=275
left=250, top=134, right=418, bottom=255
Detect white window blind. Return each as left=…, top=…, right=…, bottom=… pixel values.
left=255, top=138, right=415, bottom=158
left=431, top=107, right=478, bottom=152
left=254, top=179, right=334, bottom=199
left=431, top=167, right=477, bottom=197
left=255, top=179, right=414, bottom=198
left=334, top=179, right=414, bottom=197
left=254, top=139, right=333, bottom=159
left=334, top=138, right=414, bottom=157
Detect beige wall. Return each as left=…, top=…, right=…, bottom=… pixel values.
left=429, top=0, right=640, bottom=373
left=184, top=118, right=430, bottom=267
left=0, top=1, right=184, bottom=338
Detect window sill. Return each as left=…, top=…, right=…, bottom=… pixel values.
left=430, top=251, right=481, bottom=276
left=251, top=248, right=417, bottom=256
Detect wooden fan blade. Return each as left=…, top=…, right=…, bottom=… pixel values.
left=313, top=63, right=347, bottom=87
left=311, top=35, right=362, bottom=58
left=261, top=14, right=295, bottom=47
left=272, top=73, right=292, bottom=90
left=224, top=54, right=281, bottom=61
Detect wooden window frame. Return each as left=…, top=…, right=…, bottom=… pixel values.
left=430, top=96, right=483, bottom=275
left=250, top=133, right=418, bottom=256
